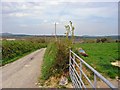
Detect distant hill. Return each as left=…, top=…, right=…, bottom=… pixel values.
left=1, top=33, right=119, bottom=40
left=0, top=33, right=31, bottom=38
left=0, top=33, right=13, bottom=36
left=79, top=35, right=120, bottom=40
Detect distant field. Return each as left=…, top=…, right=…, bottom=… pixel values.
left=74, top=43, right=119, bottom=79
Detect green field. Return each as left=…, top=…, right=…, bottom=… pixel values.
left=73, top=43, right=119, bottom=79
left=40, top=41, right=119, bottom=86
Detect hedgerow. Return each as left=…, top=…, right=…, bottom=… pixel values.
left=2, top=40, right=47, bottom=65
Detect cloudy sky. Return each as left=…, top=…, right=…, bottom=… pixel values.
left=1, top=0, right=119, bottom=36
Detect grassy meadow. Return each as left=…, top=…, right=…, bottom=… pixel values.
left=73, top=43, right=119, bottom=79
left=40, top=38, right=119, bottom=87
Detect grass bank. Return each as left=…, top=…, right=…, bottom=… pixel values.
left=40, top=40, right=70, bottom=85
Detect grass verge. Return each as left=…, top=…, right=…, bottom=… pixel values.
left=41, top=42, right=57, bottom=81
left=40, top=40, right=71, bottom=86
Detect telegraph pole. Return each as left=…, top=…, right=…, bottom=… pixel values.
left=55, top=22, right=57, bottom=41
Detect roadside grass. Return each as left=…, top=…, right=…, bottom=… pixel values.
left=40, top=40, right=71, bottom=86
left=41, top=42, right=58, bottom=81
left=73, top=43, right=119, bottom=79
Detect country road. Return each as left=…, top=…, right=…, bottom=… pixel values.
left=0, top=48, right=46, bottom=88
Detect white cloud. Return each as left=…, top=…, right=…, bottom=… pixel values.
left=20, top=4, right=28, bottom=9
left=20, top=24, right=28, bottom=27
left=43, top=20, right=48, bottom=23
left=2, top=1, right=118, bottom=35
left=4, top=2, right=117, bottom=24
left=72, top=7, right=117, bottom=18
left=47, top=1, right=60, bottom=5
left=1, top=0, right=119, bottom=2
left=9, top=13, right=30, bottom=17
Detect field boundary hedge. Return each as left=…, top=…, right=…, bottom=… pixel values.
left=2, top=40, right=47, bottom=66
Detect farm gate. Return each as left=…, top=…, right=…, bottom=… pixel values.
left=69, top=50, right=117, bottom=89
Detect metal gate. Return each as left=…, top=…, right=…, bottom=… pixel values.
left=69, top=50, right=117, bottom=89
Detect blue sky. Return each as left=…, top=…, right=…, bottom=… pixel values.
left=1, top=0, right=118, bottom=36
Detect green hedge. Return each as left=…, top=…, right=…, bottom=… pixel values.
left=2, top=40, right=47, bottom=65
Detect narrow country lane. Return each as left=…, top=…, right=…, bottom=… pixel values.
left=0, top=48, right=46, bottom=88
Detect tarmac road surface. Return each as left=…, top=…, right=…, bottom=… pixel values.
left=0, top=48, right=46, bottom=88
